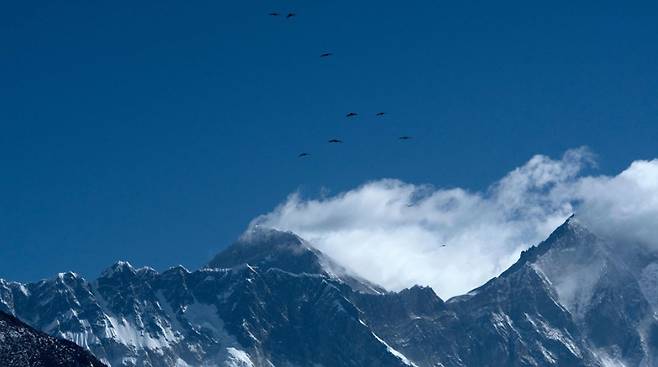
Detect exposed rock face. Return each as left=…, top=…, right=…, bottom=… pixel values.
left=2, top=218, right=658, bottom=366
left=0, top=229, right=410, bottom=367
left=355, top=217, right=658, bottom=367
left=0, top=310, right=106, bottom=367
left=208, top=227, right=386, bottom=294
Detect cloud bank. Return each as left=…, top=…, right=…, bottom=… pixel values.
left=251, top=148, right=658, bottom=298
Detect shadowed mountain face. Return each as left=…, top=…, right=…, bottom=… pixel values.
left=208, top=227, right=386, bottom=294
left=208, top=229, right=324, bottom=274
left=355, top=217, right=658, bottom=367
left=0, top=229, right=408, bottom=367
left=1, top=219, right=658, bottom=366
left=0, top=310, right=106, bottom=367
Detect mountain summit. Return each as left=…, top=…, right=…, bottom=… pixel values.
left=208, top=226, right=386, bottom=294
left=2, top=217, right=658, bottom=366
left=208, top=227, right=325, bottom=274
left=0, top=227, right=407, bottom=367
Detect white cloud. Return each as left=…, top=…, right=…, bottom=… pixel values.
left=251, top=148, right=658, bottom=299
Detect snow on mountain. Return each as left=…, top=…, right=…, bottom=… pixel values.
left=352, top=216, right=658, bottom=367
left=0, top=229, right=410, bottom=367
left=2, top=219, right=658, bottom=367
left=207, top=227, right=386, bottom=294
left=527, top=217, right=658, bottom=366
left=0, top=310, right=107, bottom=367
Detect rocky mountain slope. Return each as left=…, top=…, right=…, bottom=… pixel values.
left=0, top=228, right=412, bottom=367
left=354, top=216, right=658, bottom=367
left=0, top=310, right=106, bottom=367
left=2, top=217, right=658, bottom=366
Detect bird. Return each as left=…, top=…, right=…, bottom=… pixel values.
left=286, top=12, right=296, bottom=18
left=376, top=112, right=386, bottom=116
left=298, top=153, right=310, bottom=158
left=398, top=136, right=412, bottom=140
left=345, top=112, right=358, bottom=118
left=328, top=139, right=343, bottom=143
left=320, top=52, right=333, bottom=58
left=441, top=244, right=447, bottom=247
left=269, top=12, right=280, bottom=16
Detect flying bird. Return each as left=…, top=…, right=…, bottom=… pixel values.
left=376, top=112, right=386, bottom=116
left=298, top=153, right=310, bottom=158
left=345, top=112, right=358, bottom=118
left=328, top=139, right=343, bottom=143
left=286, top=12, right=296, bottom=18
left=398, top=136, right=412, bottom=140
left=320, top=52, right=333, bottom=58
left=269, top=12, right=280, bottom=16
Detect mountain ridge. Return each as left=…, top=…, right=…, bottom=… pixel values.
left=2, top=216, right=658, bottom=366
left=208, top=226, right=386, bottom=294
left=0, top=310, right=107, bottom=367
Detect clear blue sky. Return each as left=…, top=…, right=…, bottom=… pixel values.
left=2, top=1, right=657, bottom=282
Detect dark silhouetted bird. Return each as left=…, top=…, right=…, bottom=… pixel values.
left=441, top=244, right=447, bottom=247
left=320, top=52, right=333, bottom=58
left=398, top=136, right=412, bottom=140
left=286, top=12, right=296, bottom=18
left=298, top=153, right=310, bottom=158
left=269, top=12, right=280, bottom=16
left=328, top=139, right=343, bottom=143
left=346, top=112, right=358, bottom=118
left=376, top=112, right=385, bottom=116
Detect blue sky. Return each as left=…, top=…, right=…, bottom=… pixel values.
left=1, top=1, right=658, bottom=282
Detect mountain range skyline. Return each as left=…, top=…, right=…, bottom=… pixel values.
left=4, top=147, right=657, bottom=301
left=3, top=2, right=658, bottom=366
left=3, top=214, right=658, bottom=366
left=0, top=212, right=642, bottom=301
left=0, top=213, right=582, bottom=300
left=3, top=1, right=658, bottom=286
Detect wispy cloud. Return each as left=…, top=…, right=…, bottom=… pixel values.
left=251, top=147, right=658, bottom=299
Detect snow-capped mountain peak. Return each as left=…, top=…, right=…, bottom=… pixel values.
left=99, top=261, right=136, bottom=279
left=208, top=226, right=386, bottom=294
left=3, top=219, right=658, bottom=367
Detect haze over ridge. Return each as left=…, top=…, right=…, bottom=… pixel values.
left=253, top=147, right=658, bottom=298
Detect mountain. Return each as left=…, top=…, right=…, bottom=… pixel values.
left=524, top=217, right=657, bottom=366
left=352, top=218, right=596, bottom=367
left=0, top=310, right=106, bottom=367
left=354, top=216, right=658, bottom=367
left=2, top=218, right=658, bottom=366
left=208, top=227, right=386, bottom=294
left=0, top=228, right=411, bottom=367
